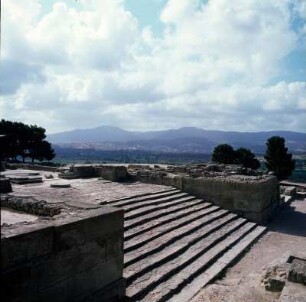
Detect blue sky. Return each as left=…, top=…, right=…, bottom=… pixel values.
left=1, top=0, right=305, bottom=134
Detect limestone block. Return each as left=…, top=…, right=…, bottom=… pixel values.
left=284, top=186, right=296, bottom=197
left=261, top=264, right=288, bottom=292
left=95, top=165, right=128, bottom=182
left=1, top=225, right=53, bottom=270
left=162, top=174, right=183, bottom=190
left=70, top=165, right=95, bottom=178
left=288, top=258, right=306, bottom=285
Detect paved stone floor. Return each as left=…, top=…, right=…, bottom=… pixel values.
left=1, top=208, right=38, bottom=225
left=2, top=169, right=170, bottom=206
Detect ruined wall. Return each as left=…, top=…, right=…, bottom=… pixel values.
left=181, top=176, right=279, bottom=222
left=94, top=165, right=128, bottom=182
left=1, top=207, right=125, bottom=302
left=135, top=171, right=279, bottom=223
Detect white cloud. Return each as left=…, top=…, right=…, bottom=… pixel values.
left=0, top=0, right=305, bottom=134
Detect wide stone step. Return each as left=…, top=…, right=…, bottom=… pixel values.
left=124, top=213, right=240, bottom=283
left=167, top=225, right=266, bottom=302
left=122, top=192, right=190, bottom=212
left=124, top=205, right=221, bottom=253
left=124, top=196, right=196, bottom=221
left=124, top=199, right=206, bottom=231
left=129, top=222, right=256, bottom=301
left=102, top=188, right=179, bottom=206
left=124, top=201, right=212, bottom=241
left=124, top=207, right=227, bottom=260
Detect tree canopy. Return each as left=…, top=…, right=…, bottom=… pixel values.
left=211, top=144, right=237, bottom=164
left=264, top=136, right=295, bottom=180
left=0, top=119, right=55, bottom=163
left=235, top=147, right=260, bottom=170
left=211, top=144, right=260, bottom=170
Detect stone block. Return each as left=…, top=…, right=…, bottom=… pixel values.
left=70, top=165, right=95, bottom=178
left=1, top=225, right=54, bottom=270
left=162, top=174, right=183, bottom=190
left=36, top=257, right=123, bottom=302
left=95, top=165, right=128, bottom=182
left=1, top=206, right=125, bottom=302
left=284, top=186, right=296, bottom=197
left=288, top=258, right=306, bottom=285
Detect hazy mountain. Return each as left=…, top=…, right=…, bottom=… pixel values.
left=48, top=126, right=306, bottom=153
left=47, top=126, right=139, bottom=143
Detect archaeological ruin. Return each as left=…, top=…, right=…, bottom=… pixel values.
left=1, top=163, right=305, bottom=302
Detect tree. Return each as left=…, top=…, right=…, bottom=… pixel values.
left=0, top=119, right=55, bottom=163
left=211, top=144, right=237, bottom=164
left=236, top=147, right=260, bottom=170
left=29, top=141, right=55, bottom=163
left=264, top=136, right=295, bottom=180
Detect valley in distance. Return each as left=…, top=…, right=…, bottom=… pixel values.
left=47, top=125, right=306, bottom=183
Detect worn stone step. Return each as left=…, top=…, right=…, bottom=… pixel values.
left=124, top=201, right=212, bottom=241
left=112, top=188, right=177, bottom=202
left=124, top=199, right=207, bottom=231
left=134, top=222, right=256, bottom=302
left=124, top=207, right=227, bottom=260
left=167, top=225, right=266, bottom=302
left=124, top=213, right=240, bottom=283
left=102, top=188, right=179, bottom=206
left=122, top=192, right=190, bottom=212
left=124, top=196, right=197, bottom=221
left=124, top=205, right=221, bottom=253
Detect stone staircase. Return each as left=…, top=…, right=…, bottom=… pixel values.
left=102, top=188, right=266, bottom=302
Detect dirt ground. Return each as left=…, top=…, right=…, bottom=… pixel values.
left=192, top=196, right=306, bottom=302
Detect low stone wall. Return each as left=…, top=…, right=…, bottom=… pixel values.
left=6, top=163, right=59, bottom=172
left=1, top=207, right=125, bottom=302
left=95, top=165, right=129, bottom=182
left=1, top=196, right=61, bottom=216
left=181, top=175, right=279, bottom=223
left=70, top=165, right=96, bottom=178
left=134, top=171, right=279, bottom=223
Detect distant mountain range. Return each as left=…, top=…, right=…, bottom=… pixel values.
left=48, top=126, right=306, bottom=154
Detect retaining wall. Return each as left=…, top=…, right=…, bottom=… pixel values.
left=1, top=207, right=125, bottom=302
left=136, top=172, right=279, bottom=223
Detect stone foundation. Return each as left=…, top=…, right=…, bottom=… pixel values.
left=94, top=165, right=129, bottom=182
left=132, top=167, right=279, bottom=223
left=1, top=206, right=125, bottom=302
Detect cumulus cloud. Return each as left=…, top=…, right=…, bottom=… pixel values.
left=0, top=0, right=305, bottom=134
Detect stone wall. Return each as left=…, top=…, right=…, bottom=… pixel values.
left=181, top=175, right=279, bottom=222
left=133, top=170, right=279, bottom=223
left=94, top=165, right=129, bottom=182
left=1, top=207, right=125, bottom=302
left=6, top=163, right=59, bottom=172
left=1, top=196, right=61, bottom=216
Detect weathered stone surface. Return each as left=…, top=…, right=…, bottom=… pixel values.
left=279, top=280, right=306, bottom=302
left=284, top=186, right=297, bottom=197
left=70, top=165, right=95, bottom=178
left=288, top=258, right=306, bottom=285
left=1, top=196, right=61, bottom=216
left=261, top=264, right=289, bottom=292
left=1, top=207, right=125, bottom=302
left=95, top=165, right=128, bottom=182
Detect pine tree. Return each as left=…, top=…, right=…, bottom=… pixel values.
left=264, top=136, right=295, bottom=180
